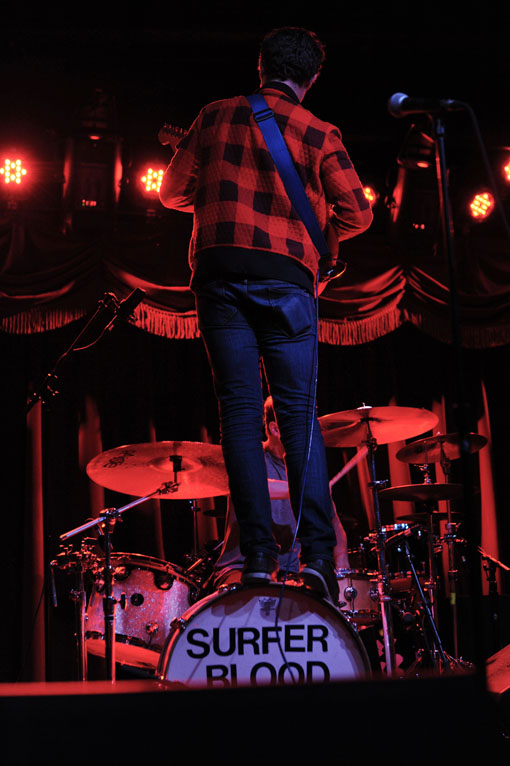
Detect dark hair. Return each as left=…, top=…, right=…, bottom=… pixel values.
left=259, top=27, right=326, bottom=87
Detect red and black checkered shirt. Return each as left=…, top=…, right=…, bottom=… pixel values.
left=160, top=82, right=372, bottom=286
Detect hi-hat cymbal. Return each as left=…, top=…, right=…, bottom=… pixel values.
left=398, top=512, right=462, bottom=522
left=319, top=405, right=438, bottom=448
left=396, top=432, right=488, bottom=464
left=87, top=441, right=229, bottom=500
left=378, top=483, right=464, bottom=502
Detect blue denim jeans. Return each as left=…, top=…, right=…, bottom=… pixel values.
left=194, top=278, right=336, bottom=563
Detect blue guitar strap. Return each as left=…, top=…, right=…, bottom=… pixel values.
left=247, top=93, right=332, bottom=260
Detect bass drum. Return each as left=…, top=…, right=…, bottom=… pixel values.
left=86, top=553, right=199, bottom=671
left=158, top=582, right=371, bottom=688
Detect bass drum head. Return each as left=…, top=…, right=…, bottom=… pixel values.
left=158, top=583, right=371, bottom=688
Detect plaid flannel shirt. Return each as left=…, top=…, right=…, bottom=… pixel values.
left=160, top=83, right=373, bottom=282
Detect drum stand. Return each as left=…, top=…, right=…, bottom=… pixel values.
left=50, top=539, right=98, bottom=681
left=59, top=483, right=173, bottom=681
left=438, top=448, right=462, bottom=658
left=360, top=411, right=398, bottom=675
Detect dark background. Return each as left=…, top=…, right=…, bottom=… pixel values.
left=2, top=5, right=510, bottom=176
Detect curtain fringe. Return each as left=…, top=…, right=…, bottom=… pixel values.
left=0, top=308, right=87, bottom=334
left=3, top=303, right=510, bottom=347
left=133, top=304, right=200, bottom=339
left=404, top=309, right=510, bottom=349
left=0, top=303, right=200, bottom=339
left=319, top=307, right=403, bottom=346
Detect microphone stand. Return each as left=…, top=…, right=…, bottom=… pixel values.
left=432, top=114, right=485, bottom=672
left=26, top=289, right=145, bottom=412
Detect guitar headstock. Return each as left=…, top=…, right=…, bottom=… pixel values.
left=158, top=123, right=187, bottom=151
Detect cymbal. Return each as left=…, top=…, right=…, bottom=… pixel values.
left=398, top=512, right=462, bottom=522
left=319, top=405, right=438, bottom=448
left=396, top=432, right=488, bottom=464
left=87, top=441, right=229, bottom=500
left=378, top=483, right=464, bottom=502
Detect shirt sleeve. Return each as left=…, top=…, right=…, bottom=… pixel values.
left=159, top=113, right=201, bottom=213
left=321, top=127, right=373, bottom=243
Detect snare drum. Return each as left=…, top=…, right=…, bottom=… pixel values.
left=158, top=582, right=371, bottom=688
left=336, top=569, right=379, bottom=626
left=86, top=553, right=199, bottom=670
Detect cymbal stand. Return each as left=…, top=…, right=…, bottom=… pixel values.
left=361, top=413, right=397, bottom=674
left=388, top=532, right=447, bottom=670
left=416, top=464, right=441, bottom=626
left=59, top=483, right=173, bottom=681
left=439, top=446, right=461, bottom=658
left=478, top=546, right=510, bottom=654
left=50, top=539, right=97, bottom=681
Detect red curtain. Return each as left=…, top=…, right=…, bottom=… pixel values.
left=2, top=215, right=510, bottom=349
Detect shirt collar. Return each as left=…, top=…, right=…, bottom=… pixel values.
left=258, top=80, right=300, bottom=104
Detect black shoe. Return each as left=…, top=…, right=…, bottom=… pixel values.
left=300, top=559, right=339, bottom=604
left=242, top=552, right=278, bottom=584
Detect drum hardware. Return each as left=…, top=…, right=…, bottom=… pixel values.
left=319, top=404, right=439, bottom=675
left=396, top=431, right=487, bottom=660
left=182, top=538, right=224, bottom=591
left=386, top=533, right=449, bottom=671
left=478, top=546, right=510, bottom=655
left=59, top=483, right=173, bottom=681
left=50, top=538, right=100, bottom=681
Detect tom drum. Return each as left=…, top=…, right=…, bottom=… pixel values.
left=86, top=553, right=198, bottom=670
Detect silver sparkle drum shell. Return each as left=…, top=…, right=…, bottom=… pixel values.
left=86, top=553, right=198, bottom=670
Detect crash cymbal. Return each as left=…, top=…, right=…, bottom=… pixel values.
left=87, top=441, right=229, bottom=500
left=396, top=432, right=488, bottom=464
left=378, top=483, right=464, bottom=502
left=319, top=405, right=438, bottom=448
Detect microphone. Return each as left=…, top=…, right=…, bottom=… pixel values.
left=115, top=288, right=145, bottom=319
left=388, top=92, right=466, bottom=118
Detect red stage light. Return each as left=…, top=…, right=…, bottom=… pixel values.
left=469, top=191, right=495, bottom=220
left=363, top=185, right=379, bottom=207
left=0, top=158, right=27, bottom=185
left=503, top=159, right=510, bottom=183
left=140, top=167, right=165, bottom=194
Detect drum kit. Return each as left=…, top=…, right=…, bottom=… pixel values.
left=52, top=404, right=490, bottom=687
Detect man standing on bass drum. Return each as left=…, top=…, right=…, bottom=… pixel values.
left=160, top=27, right=372, bottom=604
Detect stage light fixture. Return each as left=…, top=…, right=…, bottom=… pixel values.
left=469, top=191, right=495, bottom=220
left=140, top=167, right=165, bottom=195
left=363, top=185, right=379, bottom=207
left=1, top=158, right=27, bottom=185
left=503, top=159, right=510, bottom=183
